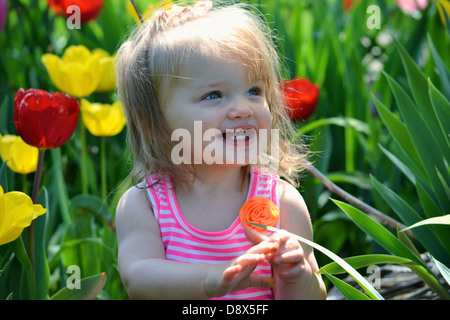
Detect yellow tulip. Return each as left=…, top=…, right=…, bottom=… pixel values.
left=93, top=49, right=117, bottom=92
left=126, top=0, right=173, bottom=24
left=0, top=134, right=38, bottom=174
left=41, top=45, right=105, bottom=98
left=0, top=186, right=46, bottom=246
left=80, top=99, right=127, bottom=136
left=437, top=0, right=450, bottom=25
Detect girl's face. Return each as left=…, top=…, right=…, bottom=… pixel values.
left=162, top=52, right=272, bottom=166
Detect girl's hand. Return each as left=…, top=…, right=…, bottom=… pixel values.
left=265, top=230, right=306, bottom=284
left=204, top=235, right=278, bottom=298
left=245, top=228, right=312, bottom=286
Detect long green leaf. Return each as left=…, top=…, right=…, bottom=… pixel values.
left=332, top=200, right=450, bottom=299
left=402, top=215, right=450, bottom=232
left=296, top=117, right=370, bottom=136
left=332, top=199, right=424, bottom=267
left=320, top=254, right=416, bottom=275
left=428, top=79, right=450, bottom=152
left=373, top=96, right=426, bottom=182
left=246, top=222, right=384, bottom=300
left=371, top=176, right=449, bottom=264
left=50, top=272, right=106, bottom=300
left=9, top=237, right=31, bottom=271
left=392, top=37, right=450, bottom=160
left=322, top=271, right=371, bottom=300
left=433, top=258, right=450, bottom=287
left=427, top=35, right=450, bottom=101
left=34, top=187, right=50, bottom=300
left=385, top=73, right=450, bottom=209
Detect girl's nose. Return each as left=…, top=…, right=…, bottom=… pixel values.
left=227, top=98, right=254, bottom=119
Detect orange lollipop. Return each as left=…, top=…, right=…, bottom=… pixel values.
left=239, top=196, right=279, bottom=232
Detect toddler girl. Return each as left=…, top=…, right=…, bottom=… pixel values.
left=115, top=0, right=326, bottom=300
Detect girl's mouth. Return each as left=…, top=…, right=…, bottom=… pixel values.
left=221, top=128, right=256, bottom=146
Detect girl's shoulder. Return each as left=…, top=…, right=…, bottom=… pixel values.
left=277, top=179, right=312, bottom=235
left=116, top=183, right=153, bottom=222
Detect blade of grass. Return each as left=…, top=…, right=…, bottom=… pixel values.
left=385, top=73, right=450, bottom=209
left=332, top=199, right=424, bottom=266
left=373, top=96, right=426, bottom=182
left=50, top=272, right=106, bottom=300
left=392, top=37, right=450, bottom=160
left=333, top=199, right=450, bottom=299
left=319, top=254, right=416, bottom=275
left=322, top=271, right=371, bottom=300
left=433, top=257, right=450, bottom=286
left=245, top=222, right=384, bottom=300
left=371, top=176, right=449, bottom=264
left=401, top=215, right=450, bottom=232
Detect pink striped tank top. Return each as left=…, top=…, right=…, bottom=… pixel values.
left=146, top=167, right=280, bottom=300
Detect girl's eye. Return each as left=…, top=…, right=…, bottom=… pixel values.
left=247, top=87, right=262, bottom=96
left=203, top=91, right=222, bottom=100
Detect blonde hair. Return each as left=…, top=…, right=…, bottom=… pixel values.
left=115, top=0, right=308, bottom=187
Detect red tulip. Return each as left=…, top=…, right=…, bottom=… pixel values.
left=280, top=77, right=319, bottom=122
left=343, top=0, right=362, bottom=11
left=14, top=88, right=80, bottom=149
left=47, top=0, right=104, bottom=23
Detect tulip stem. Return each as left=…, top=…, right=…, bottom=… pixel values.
left=101, top=136, right=107, bottom=201
left=31, top=149, right=45, bottom=204
left=29, top=148, right=45, bottom=299
left=81, top=122, right=88, bottom=194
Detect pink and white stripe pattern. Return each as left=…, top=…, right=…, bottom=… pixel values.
left=146, top=167, right=280, bottom=300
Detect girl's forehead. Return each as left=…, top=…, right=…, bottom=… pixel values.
left=174, top=49, right=264, bottom=85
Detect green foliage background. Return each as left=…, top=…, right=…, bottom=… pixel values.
left=0, top=0, right=449, bottom=299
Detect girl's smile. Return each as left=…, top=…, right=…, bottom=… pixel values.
left=162, top=52, right=272, bottom=166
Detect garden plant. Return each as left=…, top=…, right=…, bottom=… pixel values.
left=0, top=0, right=449, bottom=300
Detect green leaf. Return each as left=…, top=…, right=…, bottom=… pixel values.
left=378, top=144, right=415, bottom=185
left=392, top=37, right=450, bottom=160
left=8, top=237, right=31, bottom=271
left=370, top=176, right=448, bottom=259
left=373, top=97, right=426, bottom=182
left=396, top=225, right=422, bottom=258
left=246, top=222, right=384, bottom=300
left=331, top=199, right=424, bottom=267
left=50, top=272, right=106, bottom=300
left=427, top=35, right=450, bottom=101
left=34, top=187, right=50, bottom=300
left=428, top=79, right=450, bottom=152
left=433, top=257, right=450, bottom=287
left=402, top=215, right=450, bottom=232
left=322, top=271, right=371, bottom=300
left=296, top=117, right=370, bottom=136
left=385, top=73, right=450, bottom=209
left=333, top=200, right=450, bottom=299
left=320, top=254, right=416, bottom=275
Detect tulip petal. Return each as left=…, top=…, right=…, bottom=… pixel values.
left=8, top=137, right=38, bottom=174
left=41, top=54, right=66, bottom=93
left=14, top=88, right=80, bottom=149
left=81, top=99, right=126, bottom=136
left=0, top=190, right=46, bottom=245
left=0, top=186, right=5, bottom=234
left=62, top=45, right=92, bottom=64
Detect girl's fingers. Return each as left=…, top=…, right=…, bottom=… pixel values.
left=248, top=275, right=274, bottom=289
left=272, top=249, right=303, bottom=264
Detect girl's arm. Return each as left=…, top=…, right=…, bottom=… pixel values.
left=272, top=180, right=327, bottom=300
left=116, top=185, right=275, bottom=299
